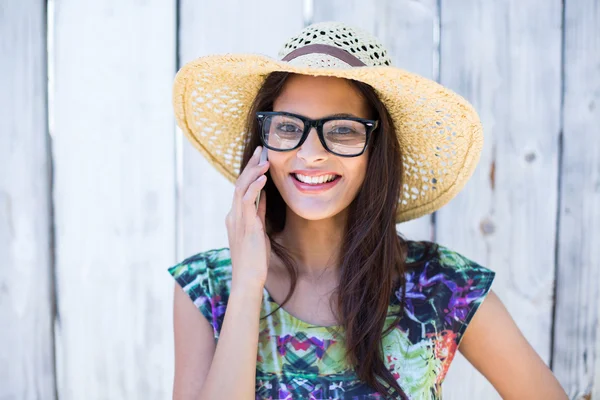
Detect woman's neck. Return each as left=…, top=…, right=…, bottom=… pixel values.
left=273, top=208, right=347, bottom=279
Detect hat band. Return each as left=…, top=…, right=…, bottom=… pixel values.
left=281, top=44, right=366, bottom=67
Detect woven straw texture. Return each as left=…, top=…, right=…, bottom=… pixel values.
left=172, top=22, right=483, bottom=223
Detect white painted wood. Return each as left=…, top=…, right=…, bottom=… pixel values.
left=437, top=1, right=563, bottom=398
left=51, top=1, right=176, bottom=399
left=312, top=0, right=438, bottom=242
left=0, top=1, right=56, bottom=398
left=554, top=0, right=600, bottom=398
left=178, top=0, right=305, bottom=257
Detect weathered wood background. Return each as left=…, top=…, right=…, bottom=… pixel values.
left=1, top=0, right=598, bottom=399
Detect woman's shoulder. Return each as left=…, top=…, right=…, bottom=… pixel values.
left=171, top=247, right=230, bottom=269
left=405, top=239, right=496, bottom=281
left=168, top=247, right=233, bottom=293
left=400, top=239, right=496, bottom=347
left=169, top=247, right=232, bottom=279
left=168, top=247, right=233, bottom=339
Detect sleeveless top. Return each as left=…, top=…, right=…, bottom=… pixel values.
left=167, top=240, right=496, bottom=400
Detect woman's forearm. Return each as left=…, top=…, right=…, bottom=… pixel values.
left=198, top=283, right=264, bottom=400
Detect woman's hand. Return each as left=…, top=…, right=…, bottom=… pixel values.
left=225, top=146, right=271, bottom=291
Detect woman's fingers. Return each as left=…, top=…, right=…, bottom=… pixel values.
left=229, top=146, right=269, bottom=235
left=233, top=146, right=259, bottom=204
left=234, top=147, right=269, bottom=200
left=242, top=175, right=267, bottom=230
left=225, top=147, right=271, bottom=289
left=257, top=189, right=267, bottom=229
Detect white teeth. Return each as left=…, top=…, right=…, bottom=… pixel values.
left=294, top=173, right=338, bottom=185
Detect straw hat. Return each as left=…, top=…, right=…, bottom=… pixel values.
left=172, top=21, right=483, bottom=223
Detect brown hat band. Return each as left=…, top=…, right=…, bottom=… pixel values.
left=281, top=44, right=366, bottom=67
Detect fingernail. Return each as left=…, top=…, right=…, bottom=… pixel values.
left=254, top=146, right=261, bottom=156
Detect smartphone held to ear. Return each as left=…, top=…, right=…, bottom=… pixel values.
left=255, top=147, right=268, bottom=211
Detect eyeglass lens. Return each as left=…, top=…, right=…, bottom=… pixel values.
left=262, top=114, right=367, bottom=155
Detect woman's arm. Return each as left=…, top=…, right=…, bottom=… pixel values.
left=172, top=284, right=215, bottom=399
left=458, top=289, right=568, bottom=399
left=173, top=146, right=271, bottom=399
left=172, top=282, right=264, bottom=400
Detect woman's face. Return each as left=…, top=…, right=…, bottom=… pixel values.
left=268, top=74, right=371, bottom=221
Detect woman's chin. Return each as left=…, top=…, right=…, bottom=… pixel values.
left=272, top=177, right=352, bottom=221
left=286, top=201, right=344, bottom=221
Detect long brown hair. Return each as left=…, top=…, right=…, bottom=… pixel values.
left=240, top=71, right=437, bottom=399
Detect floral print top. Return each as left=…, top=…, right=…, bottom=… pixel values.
left=168, top=240, right=496, bottom=400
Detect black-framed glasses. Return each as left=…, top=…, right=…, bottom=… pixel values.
left=256, top=111, right=378, bottom=157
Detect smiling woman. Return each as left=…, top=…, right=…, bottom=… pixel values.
left=255, top=74, right=372, bottom=222
left=168, top=21, right=568, bottom=400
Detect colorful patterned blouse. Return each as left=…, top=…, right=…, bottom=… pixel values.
left=168, top=240, right=496, bottom=400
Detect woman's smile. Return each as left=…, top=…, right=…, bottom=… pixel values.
left=289, top=170, right=343, bottom=194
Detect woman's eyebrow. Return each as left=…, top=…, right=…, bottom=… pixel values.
left=326, top=112, right=360, bottom=118
left=279, top=111, right=362, bottom=119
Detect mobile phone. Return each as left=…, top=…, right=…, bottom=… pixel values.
left=255, top=146, right=268, bottom=211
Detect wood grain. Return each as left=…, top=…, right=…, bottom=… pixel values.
left=51, top=1, right=177, bottom=398
left=553, top=0, right=600, bottom=398
left=0, top=1, right=56, bottom=398
left=436, top=0, right=563, bottom=398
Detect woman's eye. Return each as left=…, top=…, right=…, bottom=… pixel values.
left=277, top=124, right=301, bottom=133
left=329, top=126, right=355, bottom=135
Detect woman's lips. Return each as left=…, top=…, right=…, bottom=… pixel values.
left=290, top=174, right=341, bottom=194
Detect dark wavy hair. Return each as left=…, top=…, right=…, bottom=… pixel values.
left=239, top=71, right=437, bottom=399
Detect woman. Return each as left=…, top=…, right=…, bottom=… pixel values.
left=168, top=22, right=567, bottom=400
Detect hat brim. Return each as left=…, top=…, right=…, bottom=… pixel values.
left=173, top=53, right=483, bottom=223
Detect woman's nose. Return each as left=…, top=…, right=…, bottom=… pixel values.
left=296, top=127, right=328, bottom=162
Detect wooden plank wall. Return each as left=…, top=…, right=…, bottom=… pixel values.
left=0, top=0, right=598, bottom=399
left=554, top=0, right=600, bottom=398
left=0, top=1, right=56, bottom=398
left=437, top=1, right=563, bottom=398
left=51, top=0, right=176, bottom=399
